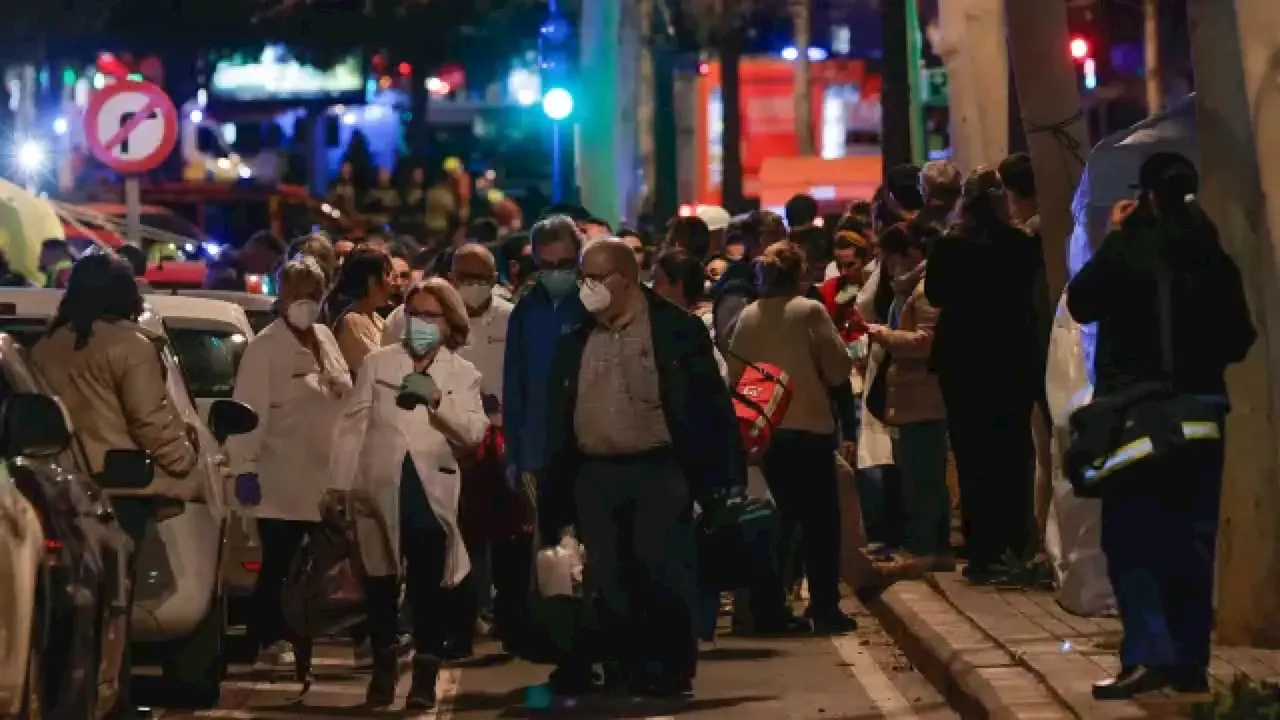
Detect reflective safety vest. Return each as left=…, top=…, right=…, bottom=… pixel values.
left=44, top=258, right=73, bottom=288
left=1079, top=420, right=1222, bottom=486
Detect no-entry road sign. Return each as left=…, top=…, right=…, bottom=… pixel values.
left=84, top=79, right=179, bottom=174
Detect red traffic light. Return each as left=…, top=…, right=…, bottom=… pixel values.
left=1069, top=36, right=1090, bottom=61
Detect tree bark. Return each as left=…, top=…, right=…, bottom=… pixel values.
left=1004, top=0, right=1088, bottom=302
left=937, top=0, right=1008, bottom=173
left=1188, top=0, right=1280, bottom=649
left=637, top=0, right=657, bottom=216
left=1144, top=0, right=1162, bottom=113
left=790, top=0, right=814, bottom=156
left=720, top=26, right=746, bottom=213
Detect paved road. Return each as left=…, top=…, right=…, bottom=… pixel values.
left=147, top=601, right=957, bottom=719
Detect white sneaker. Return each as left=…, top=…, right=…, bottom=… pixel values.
left=253, top=640, right=296, bottom=671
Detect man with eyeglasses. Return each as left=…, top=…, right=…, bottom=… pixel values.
left=541, top=239, right=744, bottom=701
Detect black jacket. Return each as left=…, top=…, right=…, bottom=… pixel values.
left=1066, top=216, right=1255, bottom=398
left=541, top=288, right=747, bottom=539
left=710, top=260, right=756, bottom=351
left=926, top=222, right=1047, bottom=399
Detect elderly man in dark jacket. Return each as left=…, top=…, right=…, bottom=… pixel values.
left=541, top=239, right=745, bottom=700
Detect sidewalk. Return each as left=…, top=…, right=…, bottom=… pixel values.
left=864, top=569, right=1280, bottom=719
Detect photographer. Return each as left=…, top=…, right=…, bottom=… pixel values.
left=1067, top=153, right=1255, bottom=700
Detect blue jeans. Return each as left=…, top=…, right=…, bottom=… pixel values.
left=890, top=421, right=951, bottom=557
left=856, top=464, right=903, bottom=548
left=1100, top=439, right=1224, bottom=671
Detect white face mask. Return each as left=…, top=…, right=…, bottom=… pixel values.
left=579, top=279, right=613, bottom=314
left=285, top=299, right=320, bottom=330
left=458, top=283, right=492, bottom=310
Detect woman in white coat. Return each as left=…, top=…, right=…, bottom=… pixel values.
left=227, top=257, right=352, bottom=668
left=330, top=277, right=487, bottom=710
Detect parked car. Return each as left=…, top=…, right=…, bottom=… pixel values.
left=0, top=334, right=134, bottom=720
left=0, top=289, right=233, bottom=707
left=0, top=419, right=46, bottom=720
left=144, top=294, right=261, bottom=625
left=164, top=289, right=275, bottom=334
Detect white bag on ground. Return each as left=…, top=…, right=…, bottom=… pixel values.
left=1044, top=293, right=1116, bottom=617
left=535, top=532, right=585, bottom=599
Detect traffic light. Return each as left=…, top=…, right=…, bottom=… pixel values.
left=538, top=10, right=576, bottom=120
left=1069, top=36, right=1090, bottom=62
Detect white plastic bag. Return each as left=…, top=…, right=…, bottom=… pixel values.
left=535, top=532, right=585, bottom=599
left=1043, top=293, right=1116, bottom=617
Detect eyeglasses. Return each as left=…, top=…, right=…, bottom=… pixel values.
left=836, top=260, right=860, bottom=270
left=538, top=259, right=579, bottom=272
left=581, top=269, right=617, bottom=284
left=406, top=308, right=444, bottom=321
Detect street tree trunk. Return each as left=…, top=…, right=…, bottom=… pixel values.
left=720, top=26, right=746, bottom=212
left=936, top=0, right=1008, bottom=173
left=1004, top=0, right=1088, bottom=301
left=1188, top=0, right=1280, bottom=649
left=790, top=0, right=814, bottom=156
left=1143, top=0, right=1162, bottom=113
left=637, top=0, right=657, bottom=216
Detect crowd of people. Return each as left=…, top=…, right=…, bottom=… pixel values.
left=24, top=145, right=1252, bottom=714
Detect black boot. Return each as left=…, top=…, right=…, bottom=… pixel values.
left=365, top=651, right=399, bottom=708
left=406, top=656, right=440, bottom=710
left=1092, top=665, right=1172, bottom=700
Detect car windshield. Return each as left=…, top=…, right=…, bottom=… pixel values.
left=164, top=326, right=248, bottom=399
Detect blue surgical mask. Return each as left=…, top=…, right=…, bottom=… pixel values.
left=405, top=317, right=442, bottom=357
left=539, top=269, right=578, bottom=301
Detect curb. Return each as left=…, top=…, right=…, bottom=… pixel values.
left=862, top=579, right=1075, bottom=719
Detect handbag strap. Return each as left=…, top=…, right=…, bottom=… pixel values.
left=1154, top=260, right=1175, bottom=378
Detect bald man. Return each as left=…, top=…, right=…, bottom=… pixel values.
left=540, top=239, right=746, bottom=699
left=445, top=242, right=531, bottom=655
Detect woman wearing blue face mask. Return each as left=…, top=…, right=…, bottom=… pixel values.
left=331, top=278, right=489, bottom=710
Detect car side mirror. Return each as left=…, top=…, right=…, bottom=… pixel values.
left=208, top=399, right=259, bottom=445
left=1, top=392, right=72, bottom=458
left=97, top=449, right=154, bottom=490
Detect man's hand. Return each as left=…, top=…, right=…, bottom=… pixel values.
left=865, top=324, right=889, bottom=345
left=839, top=441, right=858, bottom=468
left=1110, top=199, right=1138, bottom=229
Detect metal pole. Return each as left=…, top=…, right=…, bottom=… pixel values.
left=551, top=120, right=562, bottom=203
left=124, top=176, right=143, bottom=246
left=905, top=0, right=926, bottom=165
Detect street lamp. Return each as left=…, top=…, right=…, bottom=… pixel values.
left=541, top=87, right=574, bottom=121
left=16, top=139, right=45, bottom=194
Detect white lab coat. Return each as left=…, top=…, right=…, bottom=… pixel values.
left=227, top=319, right=352, bottom=521
left=329, top=344, right=488, bottom=584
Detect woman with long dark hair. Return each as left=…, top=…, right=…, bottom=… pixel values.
left=925, top=167, right=1045, bottom=583
left=32, top=251, right=199, bottom=718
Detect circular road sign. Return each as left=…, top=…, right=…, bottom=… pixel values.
left=84, top=79, right=179, bottom=174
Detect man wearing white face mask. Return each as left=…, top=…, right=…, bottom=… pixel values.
left=227, top=258, right=352, bottom=671
left=541, top=240, right=745, bottom=699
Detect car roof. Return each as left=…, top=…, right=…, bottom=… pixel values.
left=145, top=293, right=252, bottom=335
left=0, top=287, right=166, bottom=336
left=168, top=289, right=275, bottom=313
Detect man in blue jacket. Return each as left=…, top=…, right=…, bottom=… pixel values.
left=503, top=215, right=588, bottom=491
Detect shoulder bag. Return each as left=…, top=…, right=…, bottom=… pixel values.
left=1064, top=262, right=1224, bottom=497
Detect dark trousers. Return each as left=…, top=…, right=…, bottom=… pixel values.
left=762, top=430, right=841, bottom=612
left=941, top=379, right=1034, bottom=568
left=106, top=498, right=154, bottom=719
left=1101, top=440, right=1223, bottom=671
left=249, top=518, right=316, bottom=651
left=573, top=452, right=698, bottom=684
left=857, top=464, right=904, bottom=548
left=491, top=533, right=534, bottom=645
left=368, top=522, right=456, bottom=659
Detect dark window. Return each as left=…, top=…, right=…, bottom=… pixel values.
left=245, top=311, right=274, bottom=334
left=165, top=327, right=247, bottom=399
left=0, top=320, right=51, bottom=350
